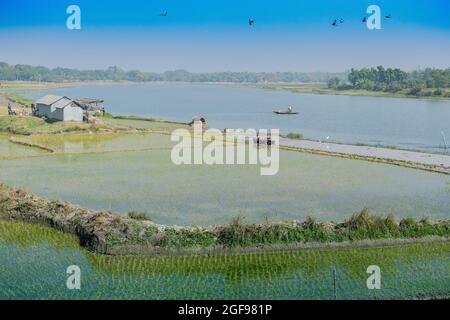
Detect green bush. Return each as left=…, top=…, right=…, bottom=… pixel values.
left=128, top=211, right=151, bottom=221
left=286, top=132, right=303, bottom=140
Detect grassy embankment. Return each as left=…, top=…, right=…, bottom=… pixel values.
left=3, top=93, right=34, bottom=106
left=0, top=113, right=188, bottom=139
left=254, top=83, right=450, bottom=99
left=0, top=183, right=448, bottom=256
left=281, top=144, right=450, bottom=175
left=0, top=115, right=121, bottom=136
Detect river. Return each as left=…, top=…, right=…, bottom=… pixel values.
left=25, top=83, right=450, bottom=153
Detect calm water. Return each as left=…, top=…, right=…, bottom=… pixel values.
left=26, top=83, right=450, bottom=152
left=0, top=134, right=45, bottom=158
left=1, top=137, right=448, bottom=226
left=1, top=221, right=449, bottom=299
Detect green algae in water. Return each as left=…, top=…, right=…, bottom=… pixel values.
left=0, top=221, right=449, bottom=299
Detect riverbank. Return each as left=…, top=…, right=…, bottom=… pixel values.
left=250, top=83, right=450, bottom=100
left=2, top=80, right=450, bottom=101
left=0, top=183, right=448, bottom=256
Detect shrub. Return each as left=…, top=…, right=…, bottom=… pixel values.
left=286, top=132, right=303, bottom=140
left=408, top=87, right=422, bottom=96
left=128, top=211, right=151, bottom=221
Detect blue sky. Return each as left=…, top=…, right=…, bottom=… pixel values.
left=1, top=0, right=449, bottom=71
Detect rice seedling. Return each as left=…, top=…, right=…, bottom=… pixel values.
left=1, top=147, right=448, bottom=227
left=5, top=222, right=444, bottom=299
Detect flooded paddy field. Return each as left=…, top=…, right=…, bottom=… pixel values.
left=0, top=221, right=448, bottom=300
left=0, top=132, right=448, bottom=226
left=0, top=134, right=46, bottom=158
left=0, top=118, right=449, bottom=300
left=12, top=132, right=175, bottom=154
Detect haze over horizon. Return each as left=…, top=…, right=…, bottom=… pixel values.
left=1, top=0, right=449, bottom=72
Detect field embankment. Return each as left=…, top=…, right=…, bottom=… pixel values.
left=0, top=183, right=448, bottom=256
left=280, top=138, right=450, bottom=175
left=0, top=113, right=189, bottom=136
left=0, top=115, right=112, bottom=136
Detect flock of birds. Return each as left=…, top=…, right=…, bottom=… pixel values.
left=158, top=10, right=256, bottom=25
left=333, top=13, right=392, bottom=27
left=157, top=11, right=392, bottom=27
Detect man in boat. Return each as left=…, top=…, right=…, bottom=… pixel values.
left=287, top=106, right=293, bottom=113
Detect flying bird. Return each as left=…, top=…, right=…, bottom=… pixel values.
left=332, top=19, right=337, bottom=27
left=385, top=14, right=392, bottom=18
left=159, top=11, right=168, bottom=17
left=362, top=16, right=367, bottom=22
left=248, top=18, right=255, bottom=26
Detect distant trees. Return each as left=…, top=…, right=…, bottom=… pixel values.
left=2, top=62, right=449, bottom=98
left=342, top=66, right=450, bottom=96
left=327, top=77, right=341, bottom=89
left=0, top=62, right=345, bottom=84
left=347, top=66, right=408, bottom=91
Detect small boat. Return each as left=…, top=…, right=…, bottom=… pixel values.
left=273, top=110, right=299, bottom=115
left=273, top=105, right=298, bottom=115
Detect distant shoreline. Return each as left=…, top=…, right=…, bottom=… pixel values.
left=1, top=80, right=450, bottom=101
left=249, top=83, right=450, bottom=101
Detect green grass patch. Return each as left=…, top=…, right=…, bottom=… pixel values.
left=286, top=132, right=303, bottom=140
left=0, top=116, right=46, bottom=135
left=0, top=115, right=128, bottom=136
left=0, top=219, right=79, bottom=248
left=4, top=93, right=34, bottom=106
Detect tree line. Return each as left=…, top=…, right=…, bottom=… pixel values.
left=0, top=62, right=344, bottom=84
left=328, top=66, right=450, bottom=97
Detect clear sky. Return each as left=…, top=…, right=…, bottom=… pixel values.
left=0, top=0, right=449, bottom=72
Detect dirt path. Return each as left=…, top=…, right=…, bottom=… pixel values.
left=280, top=137, right=450, bottom=174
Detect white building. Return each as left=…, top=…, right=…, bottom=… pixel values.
left=34, top=95, right=83, bottom=122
